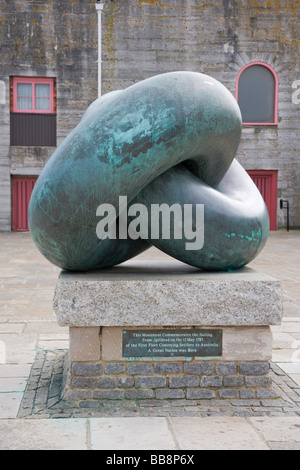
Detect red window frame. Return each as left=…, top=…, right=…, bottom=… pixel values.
left=235, top=62, right=278, bottom=126
left=13, top=77, right=54, bottom=114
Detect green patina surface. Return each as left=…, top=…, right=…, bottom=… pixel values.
left=28, top=71, right=269, bottom=272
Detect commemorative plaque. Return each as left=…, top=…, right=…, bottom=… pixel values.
left=122, top=329, right=222, bottom=357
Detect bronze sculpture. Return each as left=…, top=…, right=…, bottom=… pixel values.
left=28, top=72, right=269, bottom=271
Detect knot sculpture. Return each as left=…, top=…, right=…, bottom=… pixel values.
left=28, top=72, right=269, bottom=271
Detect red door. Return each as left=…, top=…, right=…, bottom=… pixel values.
left=247, top=170, right=278, bottom=230
left=11, top=176, right=37, bottom=231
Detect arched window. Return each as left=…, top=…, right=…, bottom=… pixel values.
left=236, top=62, right=278, bottom=125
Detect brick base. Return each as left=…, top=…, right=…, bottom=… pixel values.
left=63, top=359, right=278, bottom=402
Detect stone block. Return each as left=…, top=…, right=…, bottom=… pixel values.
left=219, top=389, right=239, bottom=399
left=169, top=375, right=199, bottom=388
left=72, top=363, right=102, bottom=376
left=93, top=390, right=124, bottom=400
left=240, top=362, right=270, bottom=375
left=97, top=377, right=116, bottom=389
left=186, top=389, right=216, bottom=399
left=101, top=327, right=122, bottom=361
left=183, top=362, right=214, bottom=375
left=222, top=328, right=273, bottom=361
left=118, top=377, right=134, bottom=388
left=256, top=389, right=279, bottom=399
left=69, top=327, right=100, bottom=362
left=135, top=376, right=166, bottom=389
left=54, top=262, right=283, bottom=327
left=240, top=388, right=256, bottom=399
left=216, top=362, right=237, bottom=375
left=154, top=363, right=182, bottom=374
left=200, top=376, right=223, bottom=387
left=104, top=363, right=125, bottom=375
left=156, top=389, right=185, bottom=399
left=127, top=363, right=153, bottom=375
left=125, top=389, right=154, bottom=399
left=245, top=376, right=272, bottom=388
left=224, top=376, right=244, bottom=387
left=62, top=389, right=92, bottom=401
left=70, top=377, right=96, bottom=389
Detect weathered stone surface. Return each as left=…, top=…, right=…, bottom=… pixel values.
left=79, top=325, right=273, bottom=362
left=135, top=376, right=166, bottom=389
left=72, top=363, right=103, bottom=376
left=169, top=376, right=200, bottom=388
left=127, top=363, right=153, bottom=376
left=104, top=363, right=126, bottom=375
left=54, top=261, right=283, bottom=327
left=69, top=327, right=100, bottom=362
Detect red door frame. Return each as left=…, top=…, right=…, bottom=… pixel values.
left=247, top=170, right=278, bottom=231
left=11, top=176, right=37, bottom=231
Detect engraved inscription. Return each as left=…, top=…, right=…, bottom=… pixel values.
left=122, top=329, right=222, bottom=357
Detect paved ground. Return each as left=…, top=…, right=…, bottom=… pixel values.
left=0, top=230, right=300, bottom=450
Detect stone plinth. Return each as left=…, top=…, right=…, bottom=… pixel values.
left=53, top=260, right=283, bottom=402
left=54, top=260, right=282, bottom=327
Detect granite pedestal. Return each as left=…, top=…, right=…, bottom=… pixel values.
left=53, top=260, right=283, bottom=402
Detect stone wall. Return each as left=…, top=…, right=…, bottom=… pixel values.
left=65, top=359, right=276, bottom=402
left=0, top=0, right=98, bottom=230
left=0, top=0, right=299, bottom=230
left=100, top=0, right=300, bottom=228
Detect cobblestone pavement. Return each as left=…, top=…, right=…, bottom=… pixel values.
left=0, top=230, right=300, bottom=449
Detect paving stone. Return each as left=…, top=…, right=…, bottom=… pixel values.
left=90, top=417, right=176, bottom=450
left=0, top=419, right=88, bottom=450
left=169, top=417, right=270, bottom=450
left=0, top=392, right=24, bottom=419
left=245, top=376, right=272, bottom=387
left=249, top=417, right=300, bottom=443
left=256, top=388, right=280, bottom=399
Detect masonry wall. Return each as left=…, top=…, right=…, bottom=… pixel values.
left=0, top=0, right=299, bottom=230
left=0, top=0, right=98, bottom=230
left=100, top=0, right=300, bottom=228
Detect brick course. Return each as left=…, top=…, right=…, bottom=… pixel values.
left=66, top=359, right=276, bottom=401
